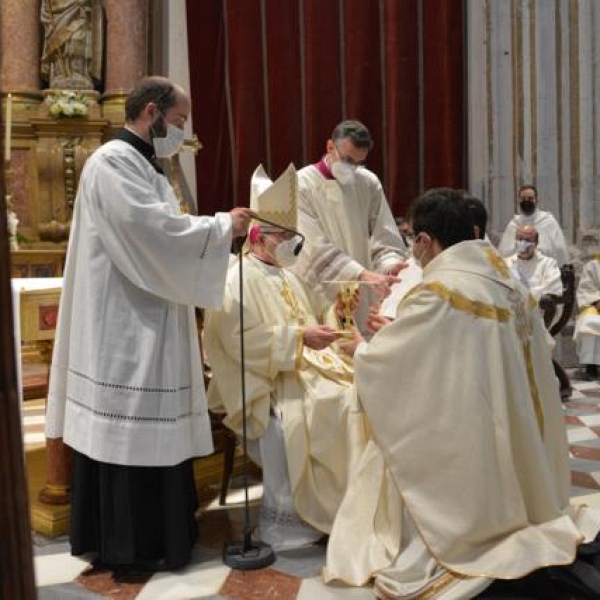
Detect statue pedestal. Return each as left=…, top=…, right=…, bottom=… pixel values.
left=27, top=446, right=70, bottom=538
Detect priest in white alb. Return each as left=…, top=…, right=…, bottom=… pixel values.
left=45, top=77, right=252, bottom=571
left=291, top=120, right=407, bottom=333
left=504, top=224, right=563, bottom=302
left=324, top=189, right=600, bottom=599
left=498, top=184, right=570, bottom=267
left=574, top=255, right=600, bottom=380
left=205, top=164, right=366, bottom=550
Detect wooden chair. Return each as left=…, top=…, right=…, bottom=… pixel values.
left=208, top=408, right=237, bottom=505
left=539, top=264, right=576, bottom=400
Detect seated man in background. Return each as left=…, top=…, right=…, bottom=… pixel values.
left=205, top=164, right=365, bottom=551
left=323, top=189, right=600, bottom=599
left=498, top=184, right=570, bottom=267
left=505, top=224, right=563, bottom=303
left=574, top=254, right=600, bottom=379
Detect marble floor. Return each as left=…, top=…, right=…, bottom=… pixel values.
left=24, top=369, right=600, bottom=599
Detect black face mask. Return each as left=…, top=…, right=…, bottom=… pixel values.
left=519, top=200, right=535, bottom=215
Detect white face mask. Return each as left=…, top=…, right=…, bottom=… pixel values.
left=152, top=120, right=185, bottom=158
left=331, top=160, right=357, bottom=185
left=273, top=236, right=302, bottom=267
left=515, top=240, right=534, bottom=255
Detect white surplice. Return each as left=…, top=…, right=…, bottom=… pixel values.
left=46, top=139, right=233, bottom=467
left=498, top=209, right=570, bottom=266
left=291, top=165, right=407, bottom=332
left=574, top=257, right=600, bottom=364
left=324, top=240, right=600, bottom=599
left=505, top=250, right=563, bottom=302
left=205, top=254, right=366, bottom=543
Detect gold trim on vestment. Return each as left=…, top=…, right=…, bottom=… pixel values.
left=295, top=327, right=304, bottom=372
left=420, top=281, right=511, bottom=322
left=523, top=338, right=544, bottom=436
left=580, top=306, right=600, bottom=317
left=484, top=247, right=511, bottom=280
left=528, top=293, right=538, bottom=310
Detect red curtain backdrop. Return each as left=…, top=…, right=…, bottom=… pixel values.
left=186, top=0, right=464, bottom=218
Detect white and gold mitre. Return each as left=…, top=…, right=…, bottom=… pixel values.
left=250, top=163, right=297, bottom=230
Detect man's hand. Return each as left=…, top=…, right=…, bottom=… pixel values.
left=385, top=262, right=408, bottom=277
left=366, top=311, right=391, bottom=333
left=337, top=326, right=364, bottom=357
left=229, top=207, right=254, bottom=238
left=303, top=325, right=340, bottom=350
left=359, top=269, right=401, bottom=299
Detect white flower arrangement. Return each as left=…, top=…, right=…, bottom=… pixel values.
left=46, top=90, right=88, bottom=117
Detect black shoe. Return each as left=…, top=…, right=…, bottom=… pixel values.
left=578, top=530, right=600, bottom=570
left=548, top=559, right=600, bottom=599
left=585, top=365, right=599, bottom=379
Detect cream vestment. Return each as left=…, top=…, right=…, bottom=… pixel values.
left=291, top=164, right=407, bottom=332
left=325, top=240, right=599, bottom=599
left=205, top=255, right=366, bottom=544
left=574, top=256, right=600, bottom=365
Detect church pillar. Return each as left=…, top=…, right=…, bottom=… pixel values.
left=102, top=0, right=149, bottom=126
left=0, top=0, right=40, bottom=90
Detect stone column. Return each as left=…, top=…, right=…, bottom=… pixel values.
left=102, top=0, right=149, bottom=125
left=0, top=0, right=40, bottom=90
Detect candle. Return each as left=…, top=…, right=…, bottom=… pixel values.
left=4, top=93, right=12, bottom=162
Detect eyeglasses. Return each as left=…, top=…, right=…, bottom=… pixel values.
left=335, top=146, right=367, bottom=167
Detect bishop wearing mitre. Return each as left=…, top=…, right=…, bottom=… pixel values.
left=204, top=164, right=366, bottom=550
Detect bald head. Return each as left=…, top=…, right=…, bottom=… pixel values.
left=515, top=225, right=538, bottom=259
left=516, top=225, right=538, bottom=244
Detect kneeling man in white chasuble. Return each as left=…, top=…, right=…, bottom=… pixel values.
left=45, top=76, right=252, bottom=571
left=324, top=188, right=600, bottom=599
left=205, top=164, right=367, bottom=550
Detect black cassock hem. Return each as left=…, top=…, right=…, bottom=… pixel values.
left=69, top=449, right=198, bottom=570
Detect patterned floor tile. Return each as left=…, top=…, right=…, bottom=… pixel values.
left=571, top=471, right=600, bottom=490
left=297, top=577, right=376, bottom=599
left=37, top=582, right=104, bottom=599
left=579, top=413, right=600, bottom=426
left=219, top=567, right=302, bottom=599
left=567, top=426, right=598, bottom=443
left=271, top=545, right=327, bottom=579
left=24, top=369, right=600, bottom=598
left=135, top=555, right=229, bottom=600
left=76, top=564, right=154, bottom=599
left=570, top=445, right=600, bottom=462
left=34, top=553, right=89, bottom=587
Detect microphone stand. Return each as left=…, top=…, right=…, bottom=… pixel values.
left=222, top=243, right=276, bottom=570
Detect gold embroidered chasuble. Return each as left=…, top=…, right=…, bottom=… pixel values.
left=325, top=240, right=600, bottom=598
left=205, top=255, right=366, bottom=533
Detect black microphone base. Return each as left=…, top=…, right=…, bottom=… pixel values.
left=223, top=539, right=276, bottom=570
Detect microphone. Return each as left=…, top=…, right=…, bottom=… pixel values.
left=251, top=215, right=305, bottom=255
